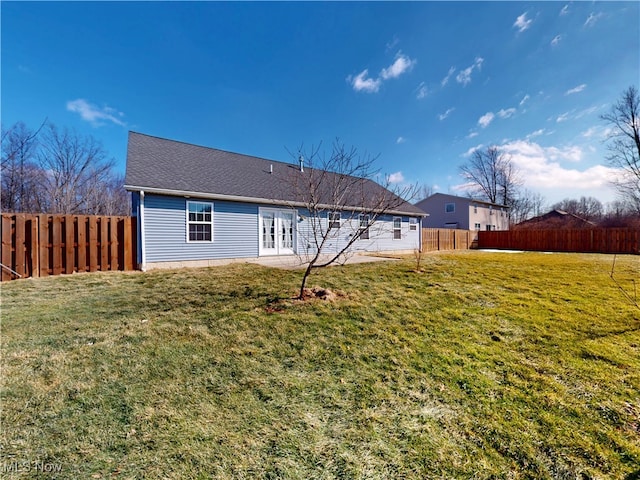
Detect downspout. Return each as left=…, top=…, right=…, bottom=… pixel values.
left=139, top=190, right=147, bottom=271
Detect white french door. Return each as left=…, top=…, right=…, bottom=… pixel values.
left=259, top=208, right=295, bottom=256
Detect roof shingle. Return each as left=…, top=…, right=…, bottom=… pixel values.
left=125, top=131, right=424, bottom=216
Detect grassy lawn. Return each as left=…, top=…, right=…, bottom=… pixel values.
left=1, top=251, right=639, bottom=479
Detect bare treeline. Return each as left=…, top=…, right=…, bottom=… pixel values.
left=1, top=121, right=129, bottom=215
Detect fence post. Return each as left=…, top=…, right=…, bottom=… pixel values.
left=1, top=215, right=13, bottom=281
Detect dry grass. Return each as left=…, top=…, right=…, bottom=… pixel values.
left=1, top=251, right=639, bottom=479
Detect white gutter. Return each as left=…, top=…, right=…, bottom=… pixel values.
left=124, top=184, right=427, bottom=218
left=139, top=190, right=147, bottom=271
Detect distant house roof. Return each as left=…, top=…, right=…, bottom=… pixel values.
left=125, top=132, right=424, bottom=216
left=415, top=192, right=509, bottom=209
left=515, top=209, right=596, bottom=229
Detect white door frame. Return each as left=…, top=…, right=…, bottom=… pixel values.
left=259, top=207, right=296, bottom=256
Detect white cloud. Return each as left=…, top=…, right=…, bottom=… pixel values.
left=396, top=136, right=406, bottom=144
left=513, top=12, right=532, bottom=33
left=551, top=35, right=562, bottom=46
left=462, top=144, right=484, bottom=157
left=380, top=52, right=416, bottom=80
left=438, top=107, right=455, bottom=121
left=565, top=84, right=586, bottom=95
left=526, top=128, right=546, bottom=139
left=519, top=94, right=530, bottom=106
left=556, top=112, right=570, bottom=123
left=66, top=99, right=126, bottom=127
left=388, top=171, right=405, bottom=183
left=416, top=82, right=428, bottom=99
left=467, top=131, right=479, bottom=139
left=441, top=66, right=455, bottom=87
left=499, top=140, right=619, bottom=194
left=456, top=57, right=484, bottom=86
left=560, top=5, right=569, bottom=16
left=584, top=12, right=603, bottom=28
left=497, top=108, right=516, bottom=119
left=478, top=112, right=495, bottom=128
left=349, top=69, right=382, bottom=93
left=349, top=52, right=416, bottom=94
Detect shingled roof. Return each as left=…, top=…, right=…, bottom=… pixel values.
left=125, top=132, right=424, bottom=216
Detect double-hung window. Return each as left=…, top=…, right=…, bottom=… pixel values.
left=358, top=214, right=370, bottom=240
left=329, top=212, right=341, bottom=229
left=187, top=201, right=213, bottom=242
left=445, top=203, right=455, bottom=213
left=409, top=217, right=418, bottom=231
left=393, top=217, right=402, bottom=240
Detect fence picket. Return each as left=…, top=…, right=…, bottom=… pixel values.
left=0, top=213, right=136, bottom=281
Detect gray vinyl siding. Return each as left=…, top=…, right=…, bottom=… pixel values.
left=143, top=194, right=258, bottom=262
left=295, top=211, right=420, bottom=256
left=142, top=194, right=421, bottom=263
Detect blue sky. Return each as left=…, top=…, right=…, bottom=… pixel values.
left=2, top=1, right=639, bottom=206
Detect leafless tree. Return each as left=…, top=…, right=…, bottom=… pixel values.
left=283, top=140, right=419, bottom=298
left=1, top=121, right=47, bottom=212
left=459, top=146, right=522, bottom=207
left=37, top=124, right=117, bottom=214
left=509, top=189, right=547, bottom=224
left=601, top=85, right=640, bottom=213
left=551, top=196, right=604, bottom=222
left=417, top=183, right=436, bottom=202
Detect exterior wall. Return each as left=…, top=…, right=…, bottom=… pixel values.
left=468, top=203, right=509, bottom=231
left=416, top=193, right=509, bottom=231
left=417, top=194, right=471, bottom=229
left=138, top=193, right=422, bottom=266
left=295, top=211, right=421, bottom=260
left=142, top=194, right=259, bottom=263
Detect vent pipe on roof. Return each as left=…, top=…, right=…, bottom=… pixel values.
left=299, top=155, right=304, bottom=172
left=270, top=164, right=273, bottom=174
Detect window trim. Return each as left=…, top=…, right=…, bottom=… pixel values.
left=328, top=211, right=341, bottom=229
left=393, top=216, right=402, bottom=240
left=445, top=202, right=455, bottom=213
left=186, top=200, right=214, bottom=243
left=358, top=214, right=370, bottom=240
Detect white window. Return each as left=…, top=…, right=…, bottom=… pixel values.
left=329, top=212, right=341, bottom=229
left=393, top=217, right=402, bottom=240
left=358, top=214, right=370, bottom=240
left=445, top=203, right=455, bottom=213
left=473, top=205, right=478, bottom=214
left=475, top=223, right=481, bottom=230
left=187, top=201, right=213, bottom=242
left=409, top=217, right=418, bottom=231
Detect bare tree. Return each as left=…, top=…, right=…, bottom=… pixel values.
left=283, top=140, right=418, bottom=299
left=551, top=196, right=604, bottom=222
left=37, top=124, right=116, bottom=214
left=601, top=85, right=640, bottom=213
left=459, top=146, right=522, bottom=206
left=1, top=121, right=47, bottom=212
left=509, top=189, right=546, bottom=224
left=417, top=183, right=436, bottom=202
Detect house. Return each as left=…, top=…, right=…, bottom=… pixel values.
left=124, top=132, right=426, bottom=270
left=415, top=193, right=509, bottom=231
left=514, top=209, right=596, bottom=230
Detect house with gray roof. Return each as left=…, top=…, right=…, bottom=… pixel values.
left=124, top=132, right=425, bottom=269
left=415, top=193, right=509, bottom=231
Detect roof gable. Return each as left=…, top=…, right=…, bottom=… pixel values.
left=125, top=132, right=424, bottom=216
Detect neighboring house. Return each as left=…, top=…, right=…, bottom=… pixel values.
left=514, top=209, right=596, bottom=230
left=415, top=193, right=509, bottom=231
left=124, top=132, right=425, bottom=270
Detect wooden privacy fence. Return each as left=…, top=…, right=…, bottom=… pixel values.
left=422, top=229, right=477, bottom=252
left=478, top=228, right=639, bottom=254
left=1, top=213, right=137, bottom=281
